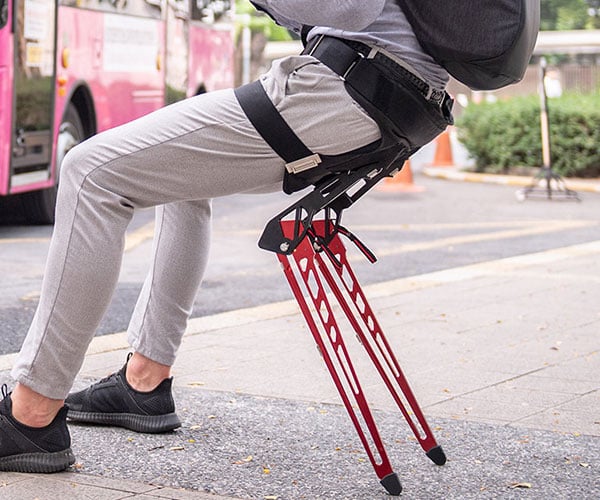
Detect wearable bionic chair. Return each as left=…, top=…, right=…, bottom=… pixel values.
left=258, top=152, right=446, bottom=496
left=235, top=80, right=448, bottom=495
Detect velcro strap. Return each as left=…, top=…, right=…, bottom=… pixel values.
left=234, top=81, right=320, bottom=172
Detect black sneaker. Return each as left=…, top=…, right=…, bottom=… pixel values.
left=65, top=360, right=181, bottom=433
left=0, top=384, right=75, bottom=473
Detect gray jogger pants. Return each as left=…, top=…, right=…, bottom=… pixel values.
left=11, top=55, right=382, bottom=399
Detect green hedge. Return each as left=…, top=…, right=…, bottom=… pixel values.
left=236, top=0, right=293, bottom=41
left=456, top=93, right=600, bottom=177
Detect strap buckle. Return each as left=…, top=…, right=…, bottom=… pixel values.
left=425, top=87, right=446, bottom=106
left=285, top=153, right=322, bottom=174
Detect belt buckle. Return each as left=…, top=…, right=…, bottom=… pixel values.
left=426, top=88, right=445, bottom=106
left=341, top=55, right=363, bottom=82
left=307, top=34, right=326, bottom=57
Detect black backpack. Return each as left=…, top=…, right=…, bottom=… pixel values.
left=396, top=0, right=540, bottom=90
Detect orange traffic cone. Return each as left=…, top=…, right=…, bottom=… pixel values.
left=377, top=160, right=425, bottom=193
left=431, top=130, right=454, bottom=167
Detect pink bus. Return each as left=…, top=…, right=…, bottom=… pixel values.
left=0, top=0, right=234, bottom=223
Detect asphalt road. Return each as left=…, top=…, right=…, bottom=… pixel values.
left=1, top=172, right=599, bottom=356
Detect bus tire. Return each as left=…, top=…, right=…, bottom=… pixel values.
left=21, top=103, right=85, bottom=224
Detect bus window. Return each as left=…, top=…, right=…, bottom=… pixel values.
left=59, top=0, right=162, bottom=19
left=1, top=0, right=234, bottom=223
left=191, top=0, right=231, bottom=23
left=1, top=0, right=8, bottom=29
left=13, top=0, right=57, bottom=172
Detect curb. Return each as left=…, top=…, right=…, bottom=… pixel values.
left=423, top=166, right=600, bottom=193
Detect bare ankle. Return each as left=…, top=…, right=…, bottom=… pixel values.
left=125, top=352, right=171, bottom=392
left=11, top=383, right=64, bottom=428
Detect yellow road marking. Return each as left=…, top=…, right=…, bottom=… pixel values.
left=0, top=237, right=50, bottom=244
left=214, top=219, right=597, bottom=237
left=0, top=221, right=156, bottom=252
left=124, top=221, right=155, bottom=252
left=1, top=220, right=597, bottom=260
left=372, top=220, right=596, bottom=258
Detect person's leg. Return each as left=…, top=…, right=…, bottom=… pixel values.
left=7, top=86, right=280, bottom=438
left=127, top=200, right=213, bottom=369
left=8, top=54, right=381, bottom=427
left=65, top=200, right=214, bottom=432
left=122, top=200, right=212, bottom=393
left=10, top=88, right=282, bottom=406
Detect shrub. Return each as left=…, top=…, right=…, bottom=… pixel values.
left=456, top=93, right=600, bottom=177
left=235, top=0, right=293, bottom=41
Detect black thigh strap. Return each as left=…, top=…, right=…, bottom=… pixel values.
left=234, top=80, right=313, bottom=165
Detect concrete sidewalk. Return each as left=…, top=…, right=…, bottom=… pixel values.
left=1, top=240, right=599, bottom=498
left=423, top=166, right=600, bottom=194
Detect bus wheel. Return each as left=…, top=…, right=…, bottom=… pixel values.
left=21, top=103, right=85, bottom=224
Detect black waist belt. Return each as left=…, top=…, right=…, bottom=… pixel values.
left=303, top=35, right=448, bottom=108
left=303, top=36, right=453, bottom=147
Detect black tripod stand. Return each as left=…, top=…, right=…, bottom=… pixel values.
left=516, top=57, right=580, bottom=201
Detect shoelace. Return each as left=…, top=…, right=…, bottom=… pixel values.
left=94, top=352, right=132, bottom=386
left=0, top=383, right=11, bottom=415
left=94, top=371, right=120, bottom=385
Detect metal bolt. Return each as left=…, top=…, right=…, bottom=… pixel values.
left=279, top=241, right=290, bottom=252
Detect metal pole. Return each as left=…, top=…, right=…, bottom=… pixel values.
left=539, top=57, right=552, bottom=169
left=241, top=14, right=251, bottom=85
left=515, top=57, right=580, bottom=201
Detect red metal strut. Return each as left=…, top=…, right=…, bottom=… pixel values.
left=276, top=219, right=446, bottom=496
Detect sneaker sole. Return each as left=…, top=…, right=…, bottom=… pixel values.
left=0, top=448, right=75, bottom=473
left=67, top=410, right=181, bottom=433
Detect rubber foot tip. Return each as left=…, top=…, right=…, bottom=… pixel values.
left=380, top=472, right=402, bottom=496
left=426, top=445, right=447, bottom=466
